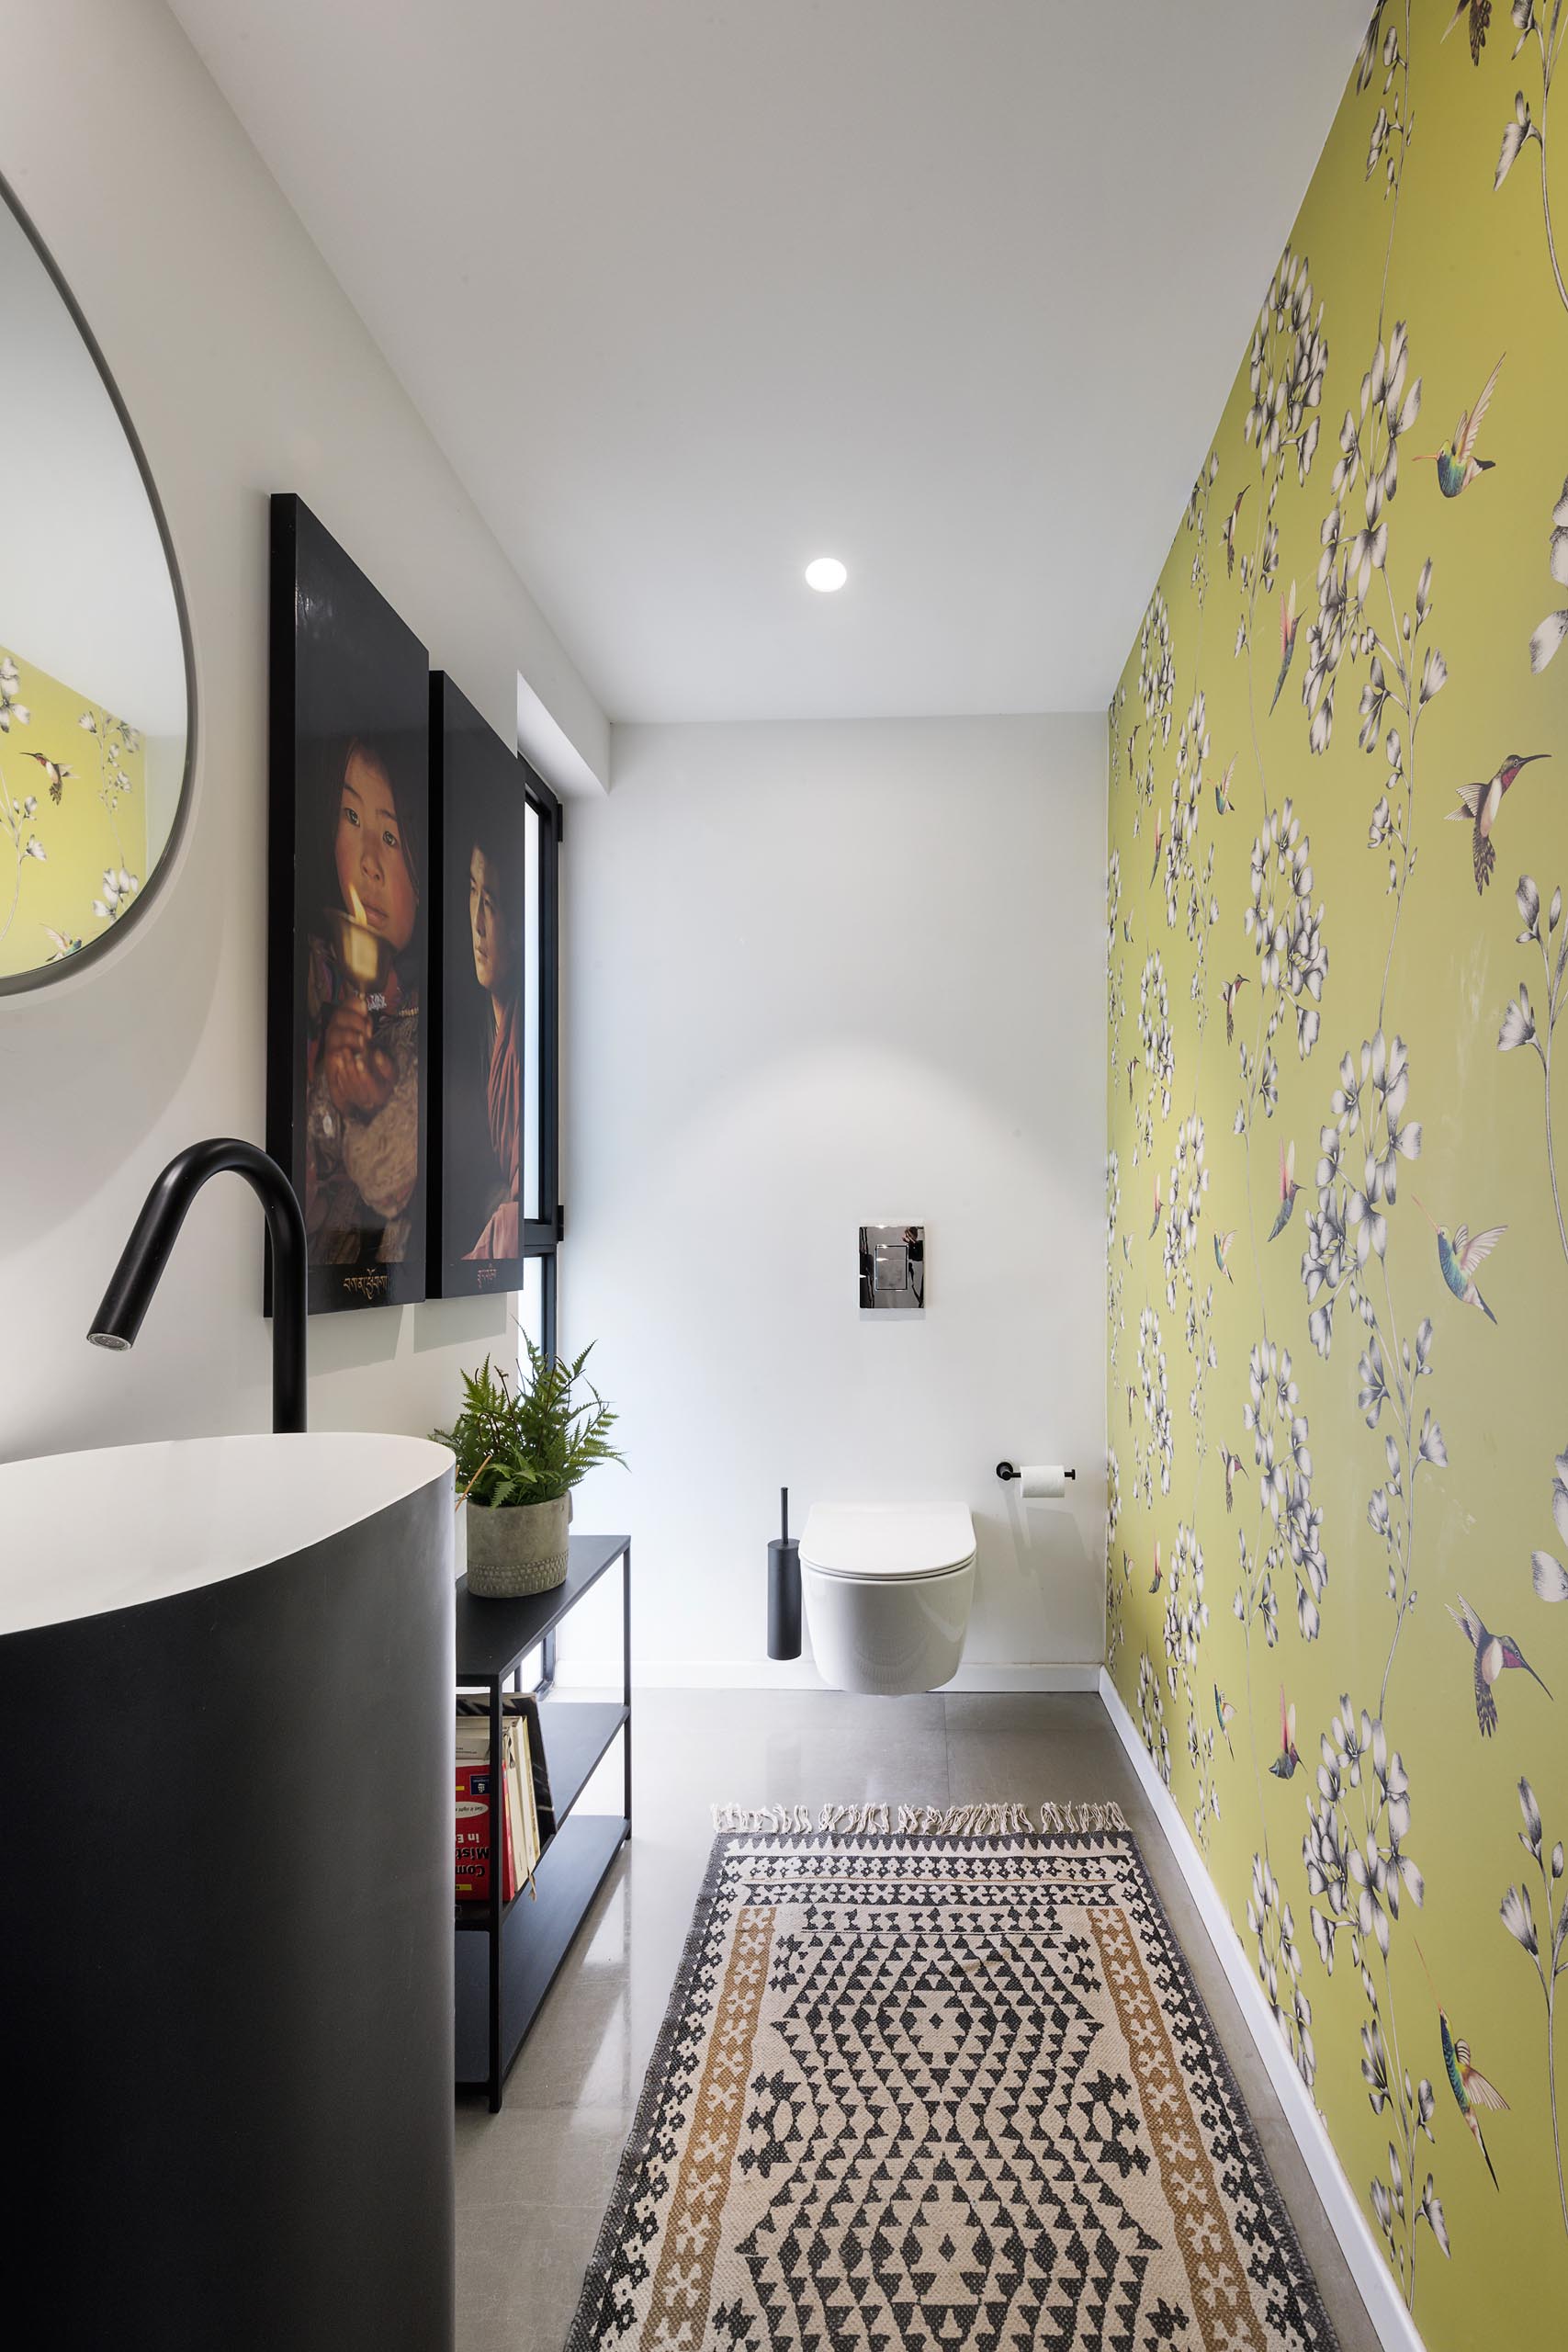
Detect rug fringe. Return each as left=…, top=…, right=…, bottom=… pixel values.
left=711, top=1798, right=1127, bottom=1835
left=1039, top=1800, right=1128, bottom=1833
left=709, top=1804, right=816, bottom=1832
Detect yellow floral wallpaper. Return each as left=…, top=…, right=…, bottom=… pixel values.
left=1106, top=7, right=1568, bottom=2343
left=0, top=641, right=146, bottom=978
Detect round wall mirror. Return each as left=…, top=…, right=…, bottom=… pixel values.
left=0, top=175, right=194, bottom=995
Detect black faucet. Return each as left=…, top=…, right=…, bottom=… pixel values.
left=88, top=1137, right=309, bottom=1433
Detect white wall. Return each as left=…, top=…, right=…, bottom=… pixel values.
left=0, top=0, right=606, bottom=1461
left=559, top=716, right=1108, bottom=1685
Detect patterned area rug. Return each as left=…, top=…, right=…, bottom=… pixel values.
left=565, top=1823, right=1337, bottom=2351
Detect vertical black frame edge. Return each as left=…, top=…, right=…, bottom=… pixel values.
left=521, top=753, right=562, bottom=1238
left=264, top=492, right=301, bottom=1318
left=425, top=670, right=450, bottom=1300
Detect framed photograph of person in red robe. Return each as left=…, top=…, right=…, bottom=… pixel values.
left=428, top=673, right=528, bottom=1298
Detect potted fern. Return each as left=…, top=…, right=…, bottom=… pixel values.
left=434, top=1340, right=624, bottom=1598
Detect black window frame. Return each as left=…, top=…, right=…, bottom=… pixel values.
left=519, top=755, right=562, bottom=1360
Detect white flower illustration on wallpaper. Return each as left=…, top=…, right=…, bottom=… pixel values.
left=1497, top=873, right=1568, bottom=1264
left=1235, top=1337, right=1325, bottom=1646
left=1501, top=1771, right=1568, bottom=2233
left=1529, top=476, right=1568, bottom=670
left=1462, top=0, right=1568, bottom=316
left=0, top=653, right=29, bottom=733
left=1134, top=951, right=1173, bottom=1165
left=1134, top=1304, right=1171, bottom=1506
left=1, top=654, right=148, bottom=967
left=1247, top=1848, right=1314, bottom=2091
left=1183, top=448, right=1222, bottom=608
left=1529, top=1441, right=1568, bottom=1604
left=1138, top=588, right=1175, bottom=747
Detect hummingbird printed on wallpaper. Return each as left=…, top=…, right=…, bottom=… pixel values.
left=1269, top=580, right=1301, bottom=714
left=1268, top=1139, right=1302, bottom=1240
left=1149, top=1175, right=1162, bottom=1238
left=1446, top=751, right=1550, bottom=894
left=1221, top=973, right=1247, bottom=1042
left=1218, top=1442, right=1247, bottom=1510
left=1414, top=1197, right=1506, bottom=1322
left=1415, top=1937, right=1508, bottom=2190
left=1213, top=757, right=1237, bottom=817
left=1214, top=1227, right=1235, bottom=1284
left=1269, top=1687, right=1302, bottom=1779
left=24, top=752, right=73, bottom=805
left=1442, top=0, right=1495, bottom=67
left=1447, top=1594, right=1552, bottom=1736
left=1149, top=812, right=1164, bottom=887
left=1416, top=354, right=1504, bottom=498
left=1221, top=485, right=1247, bottom=578
left=1213, top=1684, right=1236, bottom=1758
left=1147, top=1540, right=1162, bottom=1596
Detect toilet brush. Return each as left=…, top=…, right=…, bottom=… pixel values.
left=767, top=1486, right=802, bottom=1660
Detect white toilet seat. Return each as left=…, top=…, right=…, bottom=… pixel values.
left=800, top=1501, right=976, bottom=1581
left=799, top=1502, right=977, bottom=1692
left=803, top=1553, right=976, bottom=1584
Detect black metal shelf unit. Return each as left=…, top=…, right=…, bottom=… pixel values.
left=454, top=1532, right=631, bottom=2110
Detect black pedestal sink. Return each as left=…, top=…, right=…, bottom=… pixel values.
left=0, top=1431, right=456, bottom=2352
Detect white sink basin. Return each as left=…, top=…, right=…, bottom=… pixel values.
left=0, top=1430, right=454, bottom=1633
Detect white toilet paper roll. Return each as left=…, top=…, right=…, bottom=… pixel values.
left=1018, top=1464, right=1066, bottom=1499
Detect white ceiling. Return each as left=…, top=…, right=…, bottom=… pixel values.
left=170, top=0, right=1369, bottom=724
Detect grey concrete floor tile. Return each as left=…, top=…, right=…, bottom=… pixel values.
left=455, top=2099, right=630, bottom=2211
left=942, top=1688, right=1137, bottom=1800
left=456, top=2200, right=603, bottom=2352
left=634, top=1686, right=952, bottom=1817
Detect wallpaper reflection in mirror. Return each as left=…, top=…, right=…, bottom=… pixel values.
left=0, top=179, right=188, bottom=987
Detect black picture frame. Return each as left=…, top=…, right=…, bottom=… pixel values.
left=428, top=673, right=530, bottom=1299
left=266, top=494, right=430, bottom=1315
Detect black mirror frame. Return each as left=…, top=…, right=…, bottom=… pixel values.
left=0, top=167, right=197, bottom=999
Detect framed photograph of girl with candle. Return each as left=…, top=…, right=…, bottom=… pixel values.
left=267, top=494, right=429, bottom=1314
left=428, top=673, right=527, bottom=1299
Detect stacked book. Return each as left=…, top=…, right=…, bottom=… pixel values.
left=455, top=1694, right=554, bottom=1905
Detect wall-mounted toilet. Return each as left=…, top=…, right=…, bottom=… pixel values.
left=799, top=1501, right=976, bottom=1694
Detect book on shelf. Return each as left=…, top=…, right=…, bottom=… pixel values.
left=456, top=1756, right=520, bottom=1905
left=454, top=1692, right=555, bottom=1906
left=456, top=1719, right=533, bottom=1903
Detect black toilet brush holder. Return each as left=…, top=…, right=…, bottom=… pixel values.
left=767, top=1486, right=801, bottom=1660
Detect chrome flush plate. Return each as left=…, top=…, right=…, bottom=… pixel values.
left=858, top=1224, right=925, bottom=1317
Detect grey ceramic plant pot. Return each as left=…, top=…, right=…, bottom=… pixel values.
left=465, top=1491, right=572, bottom=1599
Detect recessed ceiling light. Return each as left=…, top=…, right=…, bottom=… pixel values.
left=805, top=556, right=848, bottom=593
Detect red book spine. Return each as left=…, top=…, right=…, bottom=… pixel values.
left=456, top=1761, right=516, bottom=1903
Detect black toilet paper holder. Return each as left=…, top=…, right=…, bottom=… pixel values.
left=996, top=1462, right=1077, bottom=1484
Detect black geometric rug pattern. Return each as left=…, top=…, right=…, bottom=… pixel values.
left=564, top=1830, right=1338, bottom=2351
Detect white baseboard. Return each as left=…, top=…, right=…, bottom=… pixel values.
left=1098, top=1668, right=1424, bottom=2352
left=943, top=1659, right=1103, bottom=1692
left=548, top=1657, right=1103, bottom=1693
